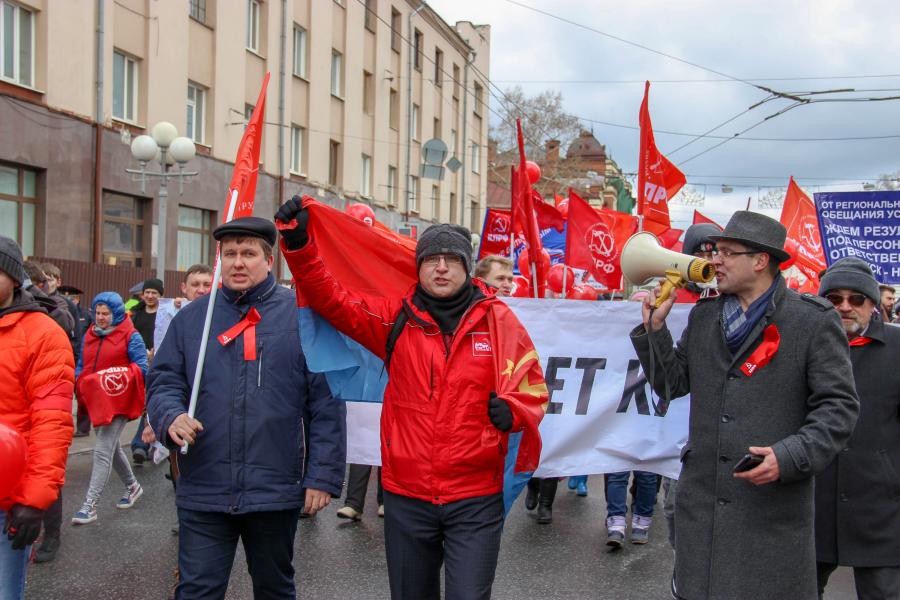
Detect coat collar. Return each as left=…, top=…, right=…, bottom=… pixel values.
left=854, top=315, right=885, bottom=345
left=401, top=278, right=494, bottom=333
left=723, top=276, right=786, bottom=369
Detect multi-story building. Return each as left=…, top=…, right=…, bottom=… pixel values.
left=0, top=0, right=490, bottom=292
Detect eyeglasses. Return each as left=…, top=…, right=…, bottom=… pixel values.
left=712, top=248, right=759, bottom=259
left=422, top=254, right=464, bottom=267
left=825, top=293, right=868, bottom=308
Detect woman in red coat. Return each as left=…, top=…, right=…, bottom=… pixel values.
left=71, top=292, right=148, bottom=525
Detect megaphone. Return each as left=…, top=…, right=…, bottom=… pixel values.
left=621, top=232, right=714, bottom=307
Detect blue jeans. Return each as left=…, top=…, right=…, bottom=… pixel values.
left=605, top=471, right=659, bottom=518
left=0, top=512, right=30, bottom=600
left=130, top=414, right=149, bottom=453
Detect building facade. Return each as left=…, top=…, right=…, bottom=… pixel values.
left=0, top=0, right=490, bottom=290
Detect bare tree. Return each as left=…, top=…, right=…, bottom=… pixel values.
left=757, top=187, right=788, bottom=209
left=489, top=86, right=583, bottom=159
left=876, top=170, right=900, bottom=190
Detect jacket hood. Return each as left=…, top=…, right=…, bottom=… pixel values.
left=92, top=291, right=127, bottom=325
left=0, top=287, right=49, bottom=320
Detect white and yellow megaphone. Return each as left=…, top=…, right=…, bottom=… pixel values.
left=621, top=232, right=715, bottom=307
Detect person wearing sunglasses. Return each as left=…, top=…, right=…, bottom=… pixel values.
left=814, top=257, right=900, bottom=599
left=629, top=211, right=859, bottom=600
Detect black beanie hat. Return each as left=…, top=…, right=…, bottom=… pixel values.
left=416, top=224, right=473, bottom=273
left=0, top=235, right=26, bottom=287
left=143, top=278, right=164, bottom=295
left=819, top=257, right=880, bottom=306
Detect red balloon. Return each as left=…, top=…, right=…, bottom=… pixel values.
left=346, top=203, right=376, bottom=227
left=525, top=161, right=542, bottom=185
left=0, top=422, right=27, bottom=499
left=569, top=285, right=600, bottom=301
left=556, top=199, right=569, bottom=219
left=580, top=286, right=600, bottom=301
left=547, top=263, right=575, bottom=294
left=780, top=238, right=798, bottom=271
left=517, top=248, right=551, bottom=279
left=511, top=275, right=531, bottom=297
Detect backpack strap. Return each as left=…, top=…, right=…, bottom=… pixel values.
left=384, top=309, right=409, bottom=370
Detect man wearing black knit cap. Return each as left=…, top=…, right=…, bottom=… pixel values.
left=815, top=257, right=900, bottom=599
left=275, top=197, right=547, bottom=600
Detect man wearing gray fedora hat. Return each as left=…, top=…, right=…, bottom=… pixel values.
left=630, top=211, right=859, bottom=599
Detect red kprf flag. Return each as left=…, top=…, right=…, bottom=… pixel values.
left=780, top=177, right=826, bottom=278
left=638, top=81, right=686, bottom=228
left=227, top=72, right=271, bottom=219
left=566, top=190, right=637, bottom=289
left=693, top=210, right=722, bottom=228
left=514, top=119, right=547, bottom=296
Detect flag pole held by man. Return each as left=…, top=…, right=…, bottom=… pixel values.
left=276, top=195, right=548, bottom=600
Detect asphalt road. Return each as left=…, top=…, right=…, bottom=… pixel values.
left=24, top=426, right=857, bottom=599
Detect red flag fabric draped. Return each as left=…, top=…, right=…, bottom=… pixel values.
left=638, top=81, right=686, bottom=228
left=514, top=119, right=548, bottom=297
left=532, top=190, right=566, bottom=232
left=779, top=177, right=827, bottom=281
left=478, top=208, right=513, bottom=259
left=693, top=210, right=722, bottom=228
left=642, top=219, right=684, bottom=250
left=227, top=72, right=271, bottom=219
left=565, top=190, right=637, bottom=289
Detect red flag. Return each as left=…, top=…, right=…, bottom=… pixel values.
left=638, top=81, right=686, bottom=228
left=692, top=210, right=722, bottom=228
left=643, top=219, right=684, bottom=250
left=478, top=208, right=513, bottom=259
left=227, top=73, right=271, bottom=220
left=779, top=177, right=826, bottom=279
left=532, top=190, right=566, bottom=232
left=514, top=119, right=547, bottom=296
left=566, top=190, right=637, bottom=289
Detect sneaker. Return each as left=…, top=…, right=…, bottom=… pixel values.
left=132, top=448, right=147, bottom=466
left=377, top=504, right=385, bottom=518
left=72, top=504, right=97, bottom=525
left=606, top=515, right=626, bottom=548
left=567, top=477, right=578, bottom=491
left=336, top=506, right=361, bottom=521
left=631, top=514, right=652, bottom=544
left=117, top=482, right=143, bottom=509
left=576, top=479, right=589, bottom=497
left=34, top=535, right=60, bottom=563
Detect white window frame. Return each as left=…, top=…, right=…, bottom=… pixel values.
left=361, top=154, right=372, bottom=198
left=387, top=165, right=398, bottom=205
left=246, top=0, right=260, bottom=52
left=112, top=50, right=138, bottom=123
left=411, top=103, right=420, bottom=141
left=471, top=142, right=480, bottom=174
left=330, top=49, right=343, bottom=98
left=189, top=0, right=206, bottom=22
left=408, top=175, right=419, bottom=212
left=290, top=125, right=304, bottom=174
left=292, top=25, right=307, bottom=79
left=186, top=83, right=206, bottom=144
left=0, top=0, right=34, bottom=88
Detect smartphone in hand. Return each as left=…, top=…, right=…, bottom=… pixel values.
left=733, top=453, right=765, bottom=473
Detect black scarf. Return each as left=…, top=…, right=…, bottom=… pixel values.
left=413, top=280, right=482, bottom=334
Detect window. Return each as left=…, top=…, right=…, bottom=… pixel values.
left=407, top=175, right=419, bottom=212
left=390, top=8, right=401, bottom=53
left=1, top=0, right=33, bottom=87
left=186, top=83, right=206, bottom=144
left=389, top=89, right=399, bottom=130
left=244, top=103, right=255, bottom=129
left=433, top=117, right=440, bottom=140
left=411, top=103, right=419, bottom=141
left=328, top=140, right=341, bottom=186
left=431, top=185, right=439, bottom=221
left=413, top=29, right=422, bottom=71
left=292, top=25, right=307, bottom=78
left=473, top=82, right=483, bottom=116
left=102, top=192, right=145, bottom=267
left=290, top=125, right=304, bottom=174
left=364, top=0, right=376, bottom=32
left=112, top=50, right=138, bottom=122
left=330, top=50, right=343, bottom=97
left=387, top=165, right=397, bottom=205
left=449, top=192, right=457, bottom=224
left=452, top=63, right=460, bottom=99
left=450, top=128, right=457, bottom=156
left=246, top=0, right=260, bottom=51
left=434, top=49, right=443, bottom=87
left=0, top=163, right=36, bottom=256
left=177, top=206, right=213, bottom=271
left=363, top=71, right=374, bottom=115
left=189, top=0, right=206, bottom=22
left=471, top=142, right=480, bottom=173
left=361, top=154, right=372, bottom=197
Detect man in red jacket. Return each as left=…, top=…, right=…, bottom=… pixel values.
left=275, top=198, right=547, bottom=600
left=0, top=236, right=74, bottom=600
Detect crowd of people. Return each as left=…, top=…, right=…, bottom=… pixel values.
left=1, top=200, right=899, bottom=600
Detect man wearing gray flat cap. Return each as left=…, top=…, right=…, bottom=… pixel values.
left=815, top=257, right=900, bottom=599
left=630, top=211, right=859, bottom=600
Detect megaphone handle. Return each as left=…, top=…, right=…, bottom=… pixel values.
left=654, top=270, right=685, bottom=308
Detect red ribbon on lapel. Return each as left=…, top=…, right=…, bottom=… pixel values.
left=217, top=307, right=261, bottom=361
left=848, top=336, right=872, bottom=347
left=740, top=324, right=780, bottom=377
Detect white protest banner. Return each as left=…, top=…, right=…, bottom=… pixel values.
left=346, top=299, right=691, bottom=479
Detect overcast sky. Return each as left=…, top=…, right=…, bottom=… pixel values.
left=428, top=0, right=900, bottom=230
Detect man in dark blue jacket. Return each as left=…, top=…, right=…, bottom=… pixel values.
left=147, top=217, right=346, bottom=600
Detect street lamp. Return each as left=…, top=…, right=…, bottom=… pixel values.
left=127, top=121, right=198, bottom=279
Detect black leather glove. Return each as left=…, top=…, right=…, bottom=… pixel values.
left=4, top=504, right=44, bottom=550
left=487, top=392, right=513, bottom=432
left=274, top=195, right=310, bottom=250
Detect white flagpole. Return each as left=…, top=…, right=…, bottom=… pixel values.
left=562, top=265, right=568, bottom=299
left=181, top=188, right=239, bottom=455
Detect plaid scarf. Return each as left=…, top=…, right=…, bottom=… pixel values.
left=722, top=279, right=779, bottom=354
